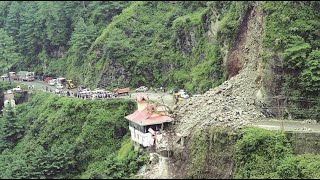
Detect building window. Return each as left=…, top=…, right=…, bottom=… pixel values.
left=156, top=124, right=161, bottom=131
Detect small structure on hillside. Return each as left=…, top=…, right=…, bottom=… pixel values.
left=4, top=90, right=16, bottom=109
left=125, top=95, right=173, bottom=148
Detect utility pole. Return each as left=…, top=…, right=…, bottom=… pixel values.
left=274, top=95, right=285, bottom=131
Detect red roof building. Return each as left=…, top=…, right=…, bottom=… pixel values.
left=125, top=95, right=173, bottom=147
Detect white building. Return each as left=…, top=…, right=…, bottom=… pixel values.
left=125, top=95, right=173, bottom=148
left=4, top=90, right=16, bottom=108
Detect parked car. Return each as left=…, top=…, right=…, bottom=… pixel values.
left=1, top=74, right=8, bottom=78
left=81, top=88, right=90, bottom=93
left=180, top=93, right=190, bottom=99
left=56, top=83, right=64, bottom=89
left=135, top=86, right=148, bottom=92
left=9, top=72, right=19, bottom=80
left=44, top=76, right=53, bottom=83
left=178, top=89, right=189, bottom=99
left=12, top=86, right=21, bottom=91
left=48, top=79, right=57, bottom=86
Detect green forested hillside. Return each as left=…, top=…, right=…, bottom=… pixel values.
left=174, top=127, right=320, bottom=179
left=0, top=2, right=320, bottom=179
left=261, top=1, right=320, bottom=118
left=0, top=92, right=146, bottom=179
left=1, top=1, right=319, bottom=98
left=82, top=1, right=226, bottom=92
left=0, top=1, right=230, bottom=93
left=0, top=1, right=130, bottom=76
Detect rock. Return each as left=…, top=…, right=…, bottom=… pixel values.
left=207, top=100, right=214, bottom=105
left=173, top=17, right=265, bottom=135
left=150, top=153, right=159, bottom=164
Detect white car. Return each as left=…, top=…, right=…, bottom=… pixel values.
left=180, top=93, right=190, bottom=99
left=1, top=74, right=8, bottom=78
left=56, top=83, right=64, bottom=89
left=178, top=89, right=189, bottom=99
left=81, top=88, right=90, bottom=92
left=136, top=86, right=148, bottom=92
left=48, top=79, right=57, bottom=86
left=12, top=86, right=21, bottom=91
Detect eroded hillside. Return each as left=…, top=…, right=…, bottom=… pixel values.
left=174, top=2, right=265, bottom=136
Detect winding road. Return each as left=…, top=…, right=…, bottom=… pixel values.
left=8, top=79, right=175, bottom=107
left=5, top=79, right=319, bottom=132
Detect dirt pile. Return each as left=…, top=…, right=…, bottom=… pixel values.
left=173, top=3, right=265, bottom=137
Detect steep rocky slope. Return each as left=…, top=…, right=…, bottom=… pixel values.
left=174, top=3, right=265, bottom=137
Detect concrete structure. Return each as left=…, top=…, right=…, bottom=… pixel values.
left=4, top=90, right=15, bottom=108
left=125, top=95, right=173, bottom=147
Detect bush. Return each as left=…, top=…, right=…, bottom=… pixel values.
left=0, top=92, right=146, bottom=179
left=235, top=127, right=292, bottom=179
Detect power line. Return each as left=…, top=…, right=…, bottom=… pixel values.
left=286, top=98, right=320, bottom=101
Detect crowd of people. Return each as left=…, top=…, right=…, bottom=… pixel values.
left=42, top=86, right=119, bottom=100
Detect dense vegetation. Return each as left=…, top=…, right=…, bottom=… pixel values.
left=84, top=1, right=228, bottom=92
left=175, top=127, right=320, bottom=179
left=0, top=91, right=147, bottom=179
left=235, top=128, right=320, bottom=179
left=1, top=1, right=320, bottom=179
left=0, top=1, right=318, bottom=115
left=261, top=1, right=320, bottom=119
left=0, top=1, right=130, bottom=77
left=0, top=1, right=229, bottom=93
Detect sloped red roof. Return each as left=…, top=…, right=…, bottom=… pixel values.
left=125, top=104, right=173, bottom=126
left=147, top=104, right=157, bottom=111
left=136, top=95, right=149, bottom=102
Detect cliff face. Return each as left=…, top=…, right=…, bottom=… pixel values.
left=170, top=127, right=320, bottom=179
left=173, top=2, right=265, bottom=137
left=86, top=1, right=272, bottom=96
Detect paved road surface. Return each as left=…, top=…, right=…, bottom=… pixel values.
left=252, top=119, right=320, bottom=133
left=9, top=79, right=175, bottom=107
left=6, top=79, right=319, bottom=132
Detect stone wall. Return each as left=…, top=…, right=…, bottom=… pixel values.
left=286, top=131, right=320, bottom=154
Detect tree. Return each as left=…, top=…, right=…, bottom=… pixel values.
left=0, top=28, right=21, bottom=85
left=44, top=2, right=70, bottom=49
left=44, top=141, right=76, bottom=178
left=0, top=1, right=11, bottom=28
left=0, top=103, right=24, bottom=152
left=299, top=50, right=320, bottom=92
left=88, top=1, right=130, bottom=29
left=282, top=42, right=311, bottom=70
left=4, top=1, right=21, bottom=44
left=18, top=2, right=41, bottom=66
left=67, top=17, right=98, bottom=71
